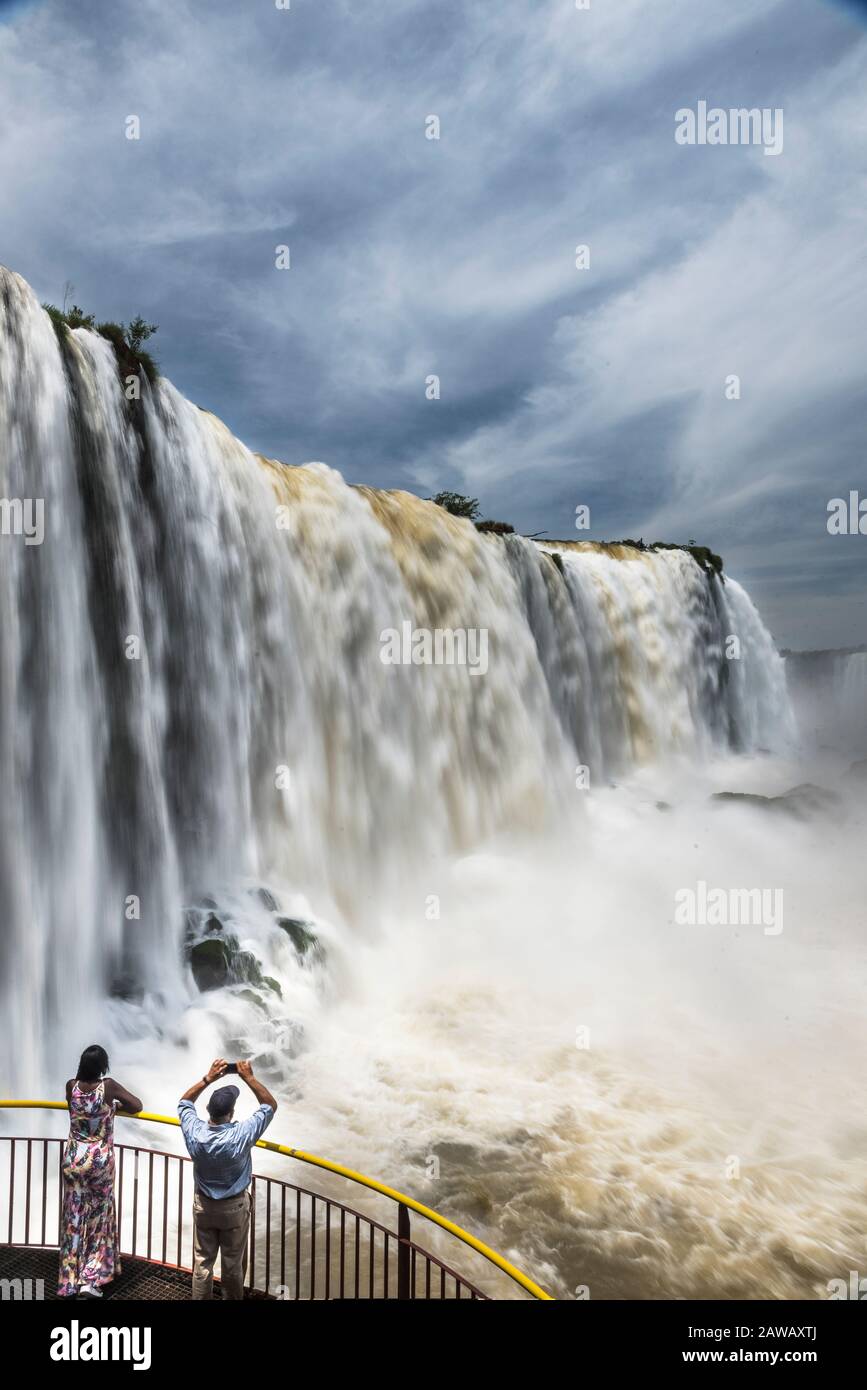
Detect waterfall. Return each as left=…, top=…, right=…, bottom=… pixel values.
left=0, top=265, right=792, bottom=1092
left=784, top=647, right=867, bottom=755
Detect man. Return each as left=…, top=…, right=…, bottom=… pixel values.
left=178, top=1058, right=277, bottom=1300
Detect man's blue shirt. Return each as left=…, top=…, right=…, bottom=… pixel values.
left=178, top=1100, right=275, bottom=1199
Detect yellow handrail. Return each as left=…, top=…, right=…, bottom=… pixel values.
left=0, top=1100, right=553, bottom=1300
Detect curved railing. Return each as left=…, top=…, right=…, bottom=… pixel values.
left=0, top=1101, right=552, bottom=1301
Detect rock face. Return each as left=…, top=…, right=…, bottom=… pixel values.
left=184, top=889, right=324, bottom=997
left=546, top=551, right=565, bottom=579
left=711, top=784, right=840, bottom=819
left=189, top=937, right=232, bottom=991
left=276, top=916, right=323, bottom=963
left=181, top=890, right=324, bottom=1083
left=187, top=932, right=282, bottom=995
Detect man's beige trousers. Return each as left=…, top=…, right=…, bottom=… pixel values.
left=191, top=1189, right=251, bottom=1300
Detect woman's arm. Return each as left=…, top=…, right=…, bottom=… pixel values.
left=105, top=1078, right=143, bottom=1114
left=65, top=1079, right=72, bottom=1107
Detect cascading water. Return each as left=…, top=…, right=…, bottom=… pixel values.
left=0, top=264, right=790, bottom=1087
left=785, top=647, right=867, bottom=755
left=4, top=265, right=863, bottom=1300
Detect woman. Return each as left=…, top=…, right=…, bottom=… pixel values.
left=58, top=1044, right=142, bottom=1299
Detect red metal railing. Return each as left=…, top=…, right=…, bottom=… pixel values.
left=1, top=1134, right=489, bottom=1299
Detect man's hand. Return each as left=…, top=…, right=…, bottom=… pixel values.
left=180, top=1058, right=229, bottom=1105
left=237, top=1058, right=278, bottom=1113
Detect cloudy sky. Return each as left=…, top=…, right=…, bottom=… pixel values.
left=1, top=0, right=865, bottom=648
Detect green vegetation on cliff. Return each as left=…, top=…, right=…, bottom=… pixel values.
left=427, top=493, right=723, bottom=575
left=42, top=301, right=160, bottom=384
left=613, top=538, right=724, bottom=577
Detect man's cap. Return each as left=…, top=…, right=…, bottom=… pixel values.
left=207, top=1084, right=240, bottom=1118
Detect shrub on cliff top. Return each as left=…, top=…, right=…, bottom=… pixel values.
left=42, top=301, right=160, bottom=385
left=428, top=491, right=481, bottom=521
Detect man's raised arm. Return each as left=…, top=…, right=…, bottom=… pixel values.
left=237, top=1059, right=277, bottom=1112
left=180, top=1058, right=228, bottom=1104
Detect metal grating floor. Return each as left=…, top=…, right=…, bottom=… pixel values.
left=0, top=1245, right=269, bottom=1300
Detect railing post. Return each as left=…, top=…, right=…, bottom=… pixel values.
left=397, top=1203, right=411, bottom=1300
left=249, top=1176, right=256, bottom=1294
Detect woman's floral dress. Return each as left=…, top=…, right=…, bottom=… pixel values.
left=57, top=1080, right=120, bottom=1296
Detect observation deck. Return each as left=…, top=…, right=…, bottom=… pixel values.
left=0, top=1101, right=552, bottom=1301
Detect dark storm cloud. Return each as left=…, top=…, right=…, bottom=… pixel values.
left=0, top=0, right=865, bottom=646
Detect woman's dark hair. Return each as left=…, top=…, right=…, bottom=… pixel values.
left=77, top=1045, right=109, bottom=1082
